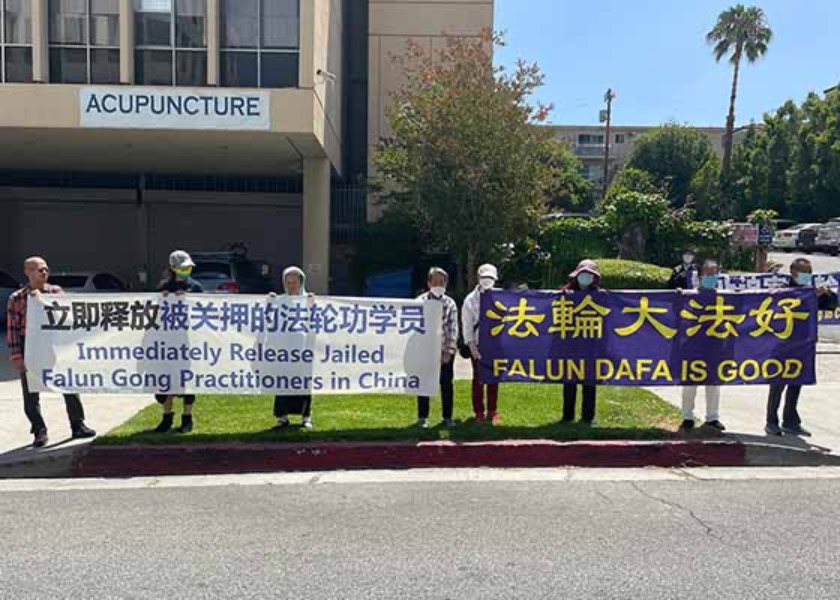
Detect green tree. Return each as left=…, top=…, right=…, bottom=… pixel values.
left=625, top=124, right=715, bottom=206
left=374, top=31, right=564, bottom=288
left=607, top=167, right=658, bottom=197
left=707, top=4, right=773, bottom=177
left=731, top=123, right=769, bottom=217
left=546, top=141, right=596, bottom=212
left=690, top=157, right=724, bottom=219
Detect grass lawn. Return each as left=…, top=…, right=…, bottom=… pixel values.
left=98, top=382, right=683, bottom=445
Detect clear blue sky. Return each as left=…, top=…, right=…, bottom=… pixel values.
left=494, top=0, right=839, bottom=127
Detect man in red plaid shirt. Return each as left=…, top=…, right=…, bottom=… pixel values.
left=7, top=256, right=96, bottom=448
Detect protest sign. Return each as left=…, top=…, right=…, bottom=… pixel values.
left=25, top=294, right=442, bottom=396
left=479, top=289, right=817, bottom=386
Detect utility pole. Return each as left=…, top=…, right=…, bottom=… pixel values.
left=601, top=88, right=616, bottom=199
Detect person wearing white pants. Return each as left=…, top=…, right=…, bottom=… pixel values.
left=680, top=259, right=726, bottom=433
left=681, top=386, right=724, bottom=431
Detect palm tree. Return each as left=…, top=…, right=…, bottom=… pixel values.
left=707, top=4, right=772, bottom=177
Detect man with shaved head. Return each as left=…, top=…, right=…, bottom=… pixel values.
left=7, top=256, right=96, bottom=448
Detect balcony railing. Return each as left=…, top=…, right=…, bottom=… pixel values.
left=574, top=145, right=608, bottom=157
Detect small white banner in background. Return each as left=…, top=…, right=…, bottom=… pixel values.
left=25, top=294, right=442, bottom=396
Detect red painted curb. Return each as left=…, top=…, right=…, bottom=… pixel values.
left=73, top=439, right=746, bottom=477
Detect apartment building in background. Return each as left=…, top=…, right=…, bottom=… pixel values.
left=547, top=124, right=727, bottom=189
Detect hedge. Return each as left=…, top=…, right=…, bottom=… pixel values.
left=597, top=259, right=671, bottom=290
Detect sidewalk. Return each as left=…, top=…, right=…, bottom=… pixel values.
left=650, top=345, right=840, bottom=461
left=0, top=340, right=152, bottom=477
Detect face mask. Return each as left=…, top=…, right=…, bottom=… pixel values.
left=577, top=273, right=595, bottom=288
left=479, top=278, right=495, bottom=290
left=683, top=254, right=695, bottom=265
left=795, top=272, right=813, bottom=286
left=173, top=267, right=192, bottom=281
left=430, top=286, right=446, bottom=297
left=700, top=275, right=718, bottom=290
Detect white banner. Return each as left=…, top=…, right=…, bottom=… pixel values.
left=80, top=87, right=271, bottom=131
left=25, top=294, right=442, bottom=396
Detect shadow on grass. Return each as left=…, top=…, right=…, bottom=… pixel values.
left=96, top=421, right=679, bottom=446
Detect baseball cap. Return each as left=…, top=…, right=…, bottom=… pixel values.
left=477, top=264, right=498, bottom=280
left=169, top=250, right=195, bottom=269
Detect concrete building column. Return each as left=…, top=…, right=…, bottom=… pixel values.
left=120, top=0, right=134, bottom=83
left=302, top=157, right=331, bottom=294
left=207, top=0, right=219, bottom=85
left=32, top=0, right=48, bottom=83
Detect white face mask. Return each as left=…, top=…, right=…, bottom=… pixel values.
left=430, top=286, right=446, bottom=297
left=479, top=278, right=495, bottom=290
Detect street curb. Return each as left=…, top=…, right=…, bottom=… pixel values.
left=0, top=443, right=90, bottom=479
left=72, top=439, right=747, bottom=477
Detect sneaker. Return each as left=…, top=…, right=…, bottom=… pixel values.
left=273, top=417, right=290, bottom=431
left=32, top=430, right=48, bottom=448
left=441, top=419, right=456, bottom=429
left=782, top=424, right=812, bottom=437
left=488, top=412, right=501, bottom=426
left=302, top=418, right=313, bottom=430
left=416, top=418, right=429, bottom=429
left=71, top=423, right=97, bottom=439
left=765, top=423, right=783, bottom=436
left=152, top=413, right=174, bottom=434
left=176, top=415, right=193, bottom=434
left=680, top=419, right=695, bottom=431
left=703, top=420, right=726, bottom=432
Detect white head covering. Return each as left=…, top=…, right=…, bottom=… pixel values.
left=282, top=266, right=307, bottom=296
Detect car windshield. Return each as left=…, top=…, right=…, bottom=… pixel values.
left=49, top=275, right=89, bottom=288
left=192, top=263, right=232, bottom=278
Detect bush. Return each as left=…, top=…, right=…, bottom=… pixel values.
left=598, top=259, right=671, bottom=290
left=541, top=217, right=613, bottom=285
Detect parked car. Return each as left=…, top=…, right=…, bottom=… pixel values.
left=48, top=272, right=128, bottom=292
left=772, top=224, right=821, bottom=252
left=816, top=223, right=840, bottom=256
left=0, top=270, right=21, bottom=327
left=190, top=252, right=273, bottom=294
left=796, top=225, right=821, bottom=253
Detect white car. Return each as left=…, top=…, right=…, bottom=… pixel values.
left=772, top=224, right=819, bottom=251
left=48, top=272, right=128, bottom=293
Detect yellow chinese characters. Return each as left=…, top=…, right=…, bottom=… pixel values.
left=615, top=296, right=677, bottom=339
left=749, top=297, right=809, bottom=339
left=486, top=298, right=545, bottom=338
left=680, top=295, right=746, bottom=338
left=548, top=295, right=611, bottom=339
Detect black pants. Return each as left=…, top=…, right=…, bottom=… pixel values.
left=563, top=383, right=597, bottom=422
left=154, top=394, right=197, bottom=406
left=274, top=395, right=312, bottom=418
left=20, top=372, right=85, bottom=434
left=767, top=384, right=802, bottom=428
left=418, top=360, right=455, bottom=420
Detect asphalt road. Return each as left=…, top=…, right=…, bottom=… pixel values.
left=2, top=470, right=840, bottom=599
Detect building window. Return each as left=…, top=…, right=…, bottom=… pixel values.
left=1, top=0, right=32, bottom=82
left=220, top=0, right=299, bottom=89
left=577, top=134, right=605, bottom=145
left=615, top=133, right=626, bottom=144
left=49, top=0, right=120, bottom=84
left=135, top=0, right=207, bottom=86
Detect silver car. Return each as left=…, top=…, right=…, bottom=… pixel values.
left=48, top=272, right=128, bottom=293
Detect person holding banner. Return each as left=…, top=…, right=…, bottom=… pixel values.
left=152, top=250, right=204, bottom=434
left=668, top=248, right=697, bottom=290
left=462, top=263, right=501, bottom=425
left=561, top=259, right=602, bottom=425
left=6, top=256, right=96, bottom=447
left=680, top=260, right=725, bottom=432
left=415, top=267, right=458, bottom=428
left=272, top=266, right=315, bottom=430
left=765, top=258, right=838, bottom=437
